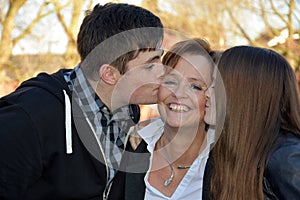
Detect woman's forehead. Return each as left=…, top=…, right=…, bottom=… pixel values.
left=169, top=55, right=214, bottom=84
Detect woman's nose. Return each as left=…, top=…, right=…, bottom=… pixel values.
left=173, top=83, right=188, bottom=98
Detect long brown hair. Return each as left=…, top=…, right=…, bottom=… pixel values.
left=211, top=46, right=300, bottom=199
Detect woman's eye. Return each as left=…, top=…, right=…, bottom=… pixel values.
left=191, top=84, right=204, bottom=91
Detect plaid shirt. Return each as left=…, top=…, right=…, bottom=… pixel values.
left=64, top=66, right=138, bottom=184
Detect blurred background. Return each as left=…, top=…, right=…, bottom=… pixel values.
left=0, top=0, right=299, bottom=119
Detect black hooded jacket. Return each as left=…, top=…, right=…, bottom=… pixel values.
left=0, top=69, right=134, bottom=200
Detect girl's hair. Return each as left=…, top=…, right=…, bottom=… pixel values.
left=211, top=46, right=300, bottom=199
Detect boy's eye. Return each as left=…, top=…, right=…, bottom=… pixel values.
left=146, top=63, right=154, bottom=69
left=163, top=80, right=177, bottom=85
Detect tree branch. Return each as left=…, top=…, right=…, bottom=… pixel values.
left=13, top=2, right=57, bottom=45
left=270, top=0, right=288, bottom=24
left=51, top=0, right=74, bottom=42
left=259, top=0, right=280, bottom=36
left=287, top=0, right=295, bottom=37
left=87, top=0, right=93, bottom=10
left=224, top=3, right=256, bottom=45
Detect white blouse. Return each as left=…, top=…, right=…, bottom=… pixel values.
left=137, top=118, right=215, bottom=200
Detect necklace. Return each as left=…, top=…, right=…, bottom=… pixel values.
left=177, top=165, right=191, bottom=169
left=159, top=152, right=191, bottom=187
left=164, top=161, right=174, bottom=187
left=159, top=152, right=174, bottom=187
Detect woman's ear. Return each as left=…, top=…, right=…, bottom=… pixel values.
left=99, top=64, right=121, bottom=85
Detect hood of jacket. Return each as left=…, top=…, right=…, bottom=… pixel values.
left=16, top=69, right=73, bottom=154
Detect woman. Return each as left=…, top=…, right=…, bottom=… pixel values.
left=124, top=38, right=219, bottom=200
left=204, top=46, right=300, bottom=199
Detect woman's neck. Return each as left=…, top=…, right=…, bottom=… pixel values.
left=155, top=122, right=207, bottom=166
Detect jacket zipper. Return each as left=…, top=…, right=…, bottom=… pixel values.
left=84, top=115, right=132, bottom=199
left=84, top=116, right=110, bottom=199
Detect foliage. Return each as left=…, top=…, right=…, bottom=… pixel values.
left=143, top=0, right=300, bottom=69
left=0, top=0, right=299, bottom=95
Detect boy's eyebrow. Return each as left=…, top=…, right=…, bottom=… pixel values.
left=146, top=50, right=164, bottom=63
left=146, top=55, right=160, bottom=63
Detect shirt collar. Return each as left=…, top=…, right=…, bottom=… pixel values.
left=64, top=65, right=140, bottom=130
left=138, top=118, right=216, bottom=155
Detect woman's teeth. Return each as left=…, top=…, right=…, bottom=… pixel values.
left=169, top=104, right=189, bottom=112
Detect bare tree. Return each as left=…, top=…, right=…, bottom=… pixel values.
left=142, top=0, right=160, bottom=13
left=142, top=0, right=227, bottom=50
left=143, top=0, right=299, bottom=69
left=224, top=0, right=300, bottom=69
left=52, top=0, right=123, bottom=68
left=0, top=0, right=56, bottom=71
left=0, top=0, right=26, bottom=71
left=51, top=0, right=89, bottom=67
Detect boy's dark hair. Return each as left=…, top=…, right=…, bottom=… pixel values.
left=77, top=3, right=164, bottom=79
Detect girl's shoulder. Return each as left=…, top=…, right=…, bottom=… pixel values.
left=265, top=131, right=300, bottom=199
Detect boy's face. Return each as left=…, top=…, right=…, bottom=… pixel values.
left=112, top=49, right=165, bottom=106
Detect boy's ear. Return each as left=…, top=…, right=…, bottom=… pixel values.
left=99, top=64, right=120, bottom=85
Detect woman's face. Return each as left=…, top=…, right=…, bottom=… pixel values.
left=158, top=54, right=213, bottom=128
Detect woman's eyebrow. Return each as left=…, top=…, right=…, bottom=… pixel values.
left=189, top=77, right=206, bottom=84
